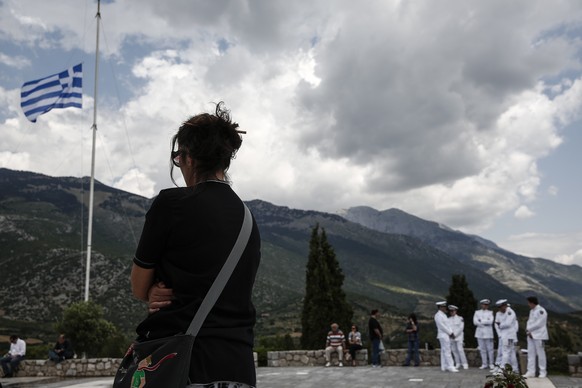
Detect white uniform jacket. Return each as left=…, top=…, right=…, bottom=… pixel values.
left=473, top=309, right=494, bottom=339
left=496, top=307, right=517, bottom=341
left=448, top=315, right=464, bottom=342
left=435, top=310, right=453, bottom=339
left=527, top=305, right=549, bottom=340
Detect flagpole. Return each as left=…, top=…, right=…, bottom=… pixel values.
left=84, top=0, right=101, bottom=302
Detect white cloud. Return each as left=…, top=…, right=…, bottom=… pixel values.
left=1, top=0, right=582, bottom=262
left=0, top=52, right=30, bottom=68
left=0, top=150, right=30, bottom=170
left=514, top=205, right=535, bottom=219
left=113, top=168, right=156, bottom=198
left=500, top=232, right=582, bottom=267
left=547, top=185, right=558, bottom=196
left=554, top=249, right=582, bottom=267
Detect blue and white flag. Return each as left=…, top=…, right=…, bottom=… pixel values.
left=21, top=63, right=83, bottom=122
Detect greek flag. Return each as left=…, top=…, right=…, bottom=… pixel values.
left=21, top=63, right=83, bottom=122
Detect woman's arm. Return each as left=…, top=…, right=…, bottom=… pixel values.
left=131, top=264, right=155, bottom=302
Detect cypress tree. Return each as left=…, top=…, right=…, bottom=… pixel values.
left=320, top=228, right=353, bottom=333
left=445, top=274, right=478, bottom=347
left=301, top=224, right=353, bottom=349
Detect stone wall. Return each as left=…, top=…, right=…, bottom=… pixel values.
left=568, top=353, right=582, bottom=378
left=267, top=349, right=368, bottom=367
left=381, top=348, right=483, bottom=367
left=267, top=348, right=485, bottom=367
left=17, top=358, right=121, bottom=377
left=10, top=353, right=258, bottom=377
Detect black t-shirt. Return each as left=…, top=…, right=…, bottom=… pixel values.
left=368, top=317, right=383, bottom=341
left=406, top=322, right=419, bottom=341
left=133, top=181, right=261, bottom=385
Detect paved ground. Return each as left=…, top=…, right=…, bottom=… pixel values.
left=1, top=367, right=580, bottom=387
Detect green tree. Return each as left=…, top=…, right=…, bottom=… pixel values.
left=547, top=324, right=573, bottom=352
left=320, top=229, right=353, bottom=332
left=301, top=224, right=353, bottom=349
left=55, top=300, right=124, bottom=357
left=445, top=274, right=478, bottom=348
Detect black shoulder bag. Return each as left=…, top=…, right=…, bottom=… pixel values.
left=113, top=205, right=253, bottom=388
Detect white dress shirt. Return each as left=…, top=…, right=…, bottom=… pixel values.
left=9, top=338, right=26, bottom=356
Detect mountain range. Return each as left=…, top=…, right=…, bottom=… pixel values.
left=0, top=167, right=580, bottom=341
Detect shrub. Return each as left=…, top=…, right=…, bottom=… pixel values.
left=55, top=301, right=125, bottom=358
left=25, top=343, right=52, bottom=359
left=546, top=346, right=569, bottom=374
left=484, top=364, right=527, bottom=388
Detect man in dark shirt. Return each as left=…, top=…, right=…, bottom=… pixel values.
left=368, top=309, right=384, bottom=367
left=48, top=334, right=74, bottom=363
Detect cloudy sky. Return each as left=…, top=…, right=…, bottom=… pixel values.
left=1, top=0, right=581, bottom=266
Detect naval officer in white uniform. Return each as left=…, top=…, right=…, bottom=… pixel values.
left=448, top=305, right=468, bottom=369
left=524, top=296, right=548, bottom=378
left=473, top=298, right=495, bottom=369
left=494, top=299, right=519, bottom=372
left=434, top=301, right=458, bottom=373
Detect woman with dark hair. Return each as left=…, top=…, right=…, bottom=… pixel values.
left=347, top=324, right=363, bottom=366
left=131, top=102, right=261, bottom=388
left=404, top=313, right=420, bottom=367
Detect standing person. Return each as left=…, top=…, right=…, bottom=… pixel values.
left=0, top=335, right=26, bottom=378
left=368, top=309, right=384, bottom=368
left=434, top=301, right=458, bottom=373
left=473, top=299, right=495, bottom=369
left=524, top=296, right=548, bottom=378
left=347, top=324, right=363, bottom=366
left=131, top=102, right=261, bottom=388
left=324, top=323, right=346, bottom=367
left=448, top=305, right=468, bottom=369
left=403, top=313, right=420, bottom=367
left=494, top=299, right=519, bottom=373
left=494, top=311, right=503, bottom=368
left=48, top=334, right=74, bottom=363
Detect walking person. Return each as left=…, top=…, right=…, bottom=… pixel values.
left=434, top=301, right=458, bottom=373
left=448, top=305, right=468, bottom=369
left=524, top=296, right=548, bottom=378
left=473, top=299, right=495, bottom=369
left=403, top=313, right=420, bottom=367
left=368, top=309, right=384, bottom=367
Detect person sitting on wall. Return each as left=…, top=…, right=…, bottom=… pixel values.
left=48, top=334, right=74, bottom=363
left=347, top=324, right=363, bottom=366
left=0, top=335, right=26, bottom=378
left=325, top=323, right=346, bottom=367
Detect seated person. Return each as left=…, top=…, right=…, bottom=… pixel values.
left=325, top=323, right=346, bottom=367
left=1, top=335, right=26, bottom=378
left=347, top=324, right=363, bottom=366
left=48, top=334, right=74, bottom=363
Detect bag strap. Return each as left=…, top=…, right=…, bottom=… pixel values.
left=185, top=204, right=253, bottom=337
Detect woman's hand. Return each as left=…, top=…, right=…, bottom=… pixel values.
left=147, top=282, right=174, bottom=314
